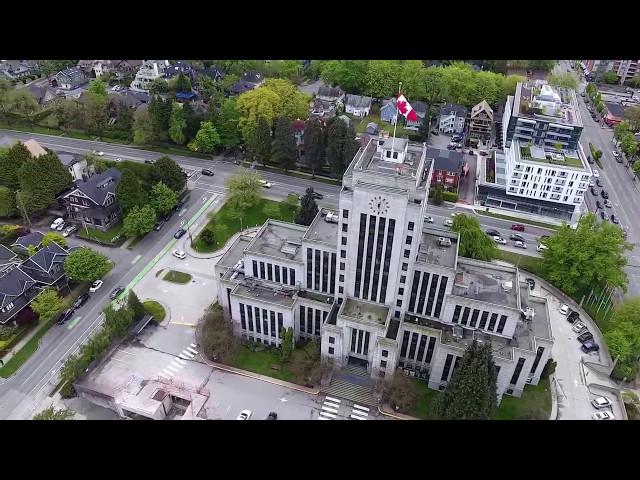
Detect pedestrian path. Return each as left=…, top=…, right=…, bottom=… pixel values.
left=157, top=343, right=198, bottom=380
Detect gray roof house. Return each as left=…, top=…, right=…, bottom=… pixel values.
left=26, top=84, right=62, bottom=105
left=405, top=101, right=428, bottom=129
left=12, top=232, right=45, bottom=253
left=380, top=98, right=398, bottom=124
left=439, top=102, right=468, bottom=134
left=229, top=70, right=265, bottom=96
left=20, top=242, right=70, bottom=286
left=0, top=245, right=18, bottom=273
left=54, top=68, right=89, bottom=90
left=164, top=60, right=195, bottom=81
left=344, top=94, right=373, bottom=118
left=317, top=86, right=344, bottom=103
left=62, top=168, right=122, bottom=232
left=196, top=66, right=224, bottom=81
left=0, top=267, right=40, bottom=325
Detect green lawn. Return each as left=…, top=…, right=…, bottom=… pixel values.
left=231, top=346, right=295, bottom=383
left=163, top=270, right=192, bottom=284
left=192, top=198, right=298, bottom=253
left=76, top=223, right=125, bottom=245
left=349, top=112, right=412, bottom=137
left=143, top=300, right=166, bottom=321
left=494, top=250, right=545, bottom=277
left=476, top=210, right=560, bottom=230
left=408, top=379, right=440, bottom=419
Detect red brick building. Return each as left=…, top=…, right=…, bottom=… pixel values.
left=426, top=147, right=465, bottom=190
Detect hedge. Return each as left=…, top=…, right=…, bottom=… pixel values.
left=442, top=191, right=459, bottom=203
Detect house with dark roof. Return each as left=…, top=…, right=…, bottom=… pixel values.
left=317, top=86, right=344, bottom=103
left=62, top=168, right=122, bottom=232
left=0, top=245, right=18, bottom=274
left=57, top=151, right=92, bottom=182
left=469, top=100, right=493, bottom=141
left=604, top=102, right=627, bottom=127
left=0, top=267, right=41, bottom=325
left=228, top=70, right=265, bottom=96
left=196, top=66, right=224, bottom=82
left=405, top=101, right=428, bottom=130
left=20, top=242, right=70, bottom=286
left=53, top=67, right=89, bottom=90
left=380, top=98, right=398, bottom=124
left=310, top=98, right=336, bottom=119
left=345, top=94, right=373, bottom=117
left=0, top=60, right=32, bottom=81
left=164, top=61, right=195, bottom=81
left=12, top=232, right=45, bottom=253
left=26, top=84, right=62, bottom=105
left=439, top=103, right=468, bottom=134
left=241, top=70, right=264, bottom=85
left=426, top=147, right=465, bottom=189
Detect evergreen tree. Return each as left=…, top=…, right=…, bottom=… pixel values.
left=170, top=72, right=192, bottom=93
left=326, top=118, right=359, bottom=178
left=433, top=340, right=498, bottom=420
left=0, top=142, right=31, bottom=190
left=115, top=170, right=149, bottom=215
left=148, top=95, right=171, bottom=143
left=18, top=152, right=72, bottom=212
left=168, top=102, right=187, bottom=145
left=418, top=113, right=431, bottom=141
left=127, top=290, right=146, bottom=321
left=295, top=188, right=319, bottom=226
left=271, top=117, right=297, bottom=172
left=433, top=184, right=444, bottom=205
left=303, top=119, right=326, bottom=177
left=182, top=102, right=202, bottom=142
left=149, top=156, right=186, bottom=193
left=249, top=116, right=272, bottom=166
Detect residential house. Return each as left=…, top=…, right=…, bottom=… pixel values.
left=366, top=122, right=379, bottom=135
left=196, top=66, right=224, bottom=82
left=404, top=101, right=428, bottom=130
left=53, top=68, right=88, bottom=90
left=20, top=242, right=70, bottom=286
left=26, top=84, right=62, bottom=105
left=113, top=60, right=143, bottom=79
left=310, top=98, right=336, bottom=119
left=469, top=100, right=494, bottom=141
left=175, top=91, right=198, bottom=103
left=164, top=61, right=195, bottom=81
left=0, top=60, right=32, bottom=81
left=62, top=168, right=122, bottom=232
left=426, top=147, right=465, bottom=190
left=0, top=245, right=18, bottom=274
left=228, top=70, right=265, bottom=96
left=22, top=139, right=47, bottom=158
left=11, top=232, right=44, bottom=253
left=57, top=151, right=92, bottom=182
left=439, top=103, right=467, bottom=134
left=76, top=60, right=116, bottom=78
left=380, top=98, right=398, bottom=124
left=130, top=60, right=170, bottom=93
left=317, top=86, right=344, bottom=104
left=344, top=94, right=373, bottom=117
left=603, top=102, right=626, bottom=127
left=0, top=267, right=41, bottom=325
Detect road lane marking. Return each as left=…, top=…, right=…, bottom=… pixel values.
left=65, top=316, right=82, bottom=330
left=131, top=254, right=142, bottom=264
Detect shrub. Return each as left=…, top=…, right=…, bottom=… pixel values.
left=0, top=325, right=18, bottom=341
left=611, top=361, right=638, bottom=382
left=540, top=358, right=557, bottom=379
left=200, top=228, right=215, bottom=245
left=442, top=191, right=459, bottom=203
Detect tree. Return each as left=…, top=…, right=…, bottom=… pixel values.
left=295, top=188, right=319, bottom=226
left=122, top=205, right=157, bottom=238
left=326, top=118, right=348, bottom=177
left=433, top=185, right=444, bottom=205
left=248, top=116, right=272, bottom=165
left=169, top=72, right=192, bottom=93
left=620, top=133, right=638, bottom=159
left=541, top=213, right=632, bottom=296
left=601, top=70, right=620, bottom=85
left=200, top=228, right=215, bottom=246
left=41, top=232, right=67, bottom=248
left=634, top=161, right=640, bottom=176
left=385, top=372, right=417, bottom=413
left=623, top=106, right=640, bottom=132
left=31, top=288, right=65, bottom=321
left=82, top=91, right=108, bottom=136
left=149, top=156, right=186, bottom=193
left=225, top=169, right=262, bottom=211
left=0, top=142, right=31, bottom=190
left=148, top=95, right=171, bottom=143
left=364, top=60, right=400, bottom=98
left=54, top=99, right=82, bottom=132
left=127, top=290, right=146, bottom=321
left=0, top=186, right=16, bottom=217
left=614, top=121, right=632, bottom=142
left=18, top=151, right=72, bottom=213
left=303, top=119, right=326, bottom=177
left=433, top=341, right=497, bottom=420
left=320, top=60, right=369, bottom=93
left=168, top=102, right=187, bottom=145
left=133, top=108, right=154, bottom=145
left=440, top=63, right=476, bottom=105
left=215, top=99, right=243, bottom=150
left=271, top=117, right=297, bottom=172
left=627, top=76, right=640, bottom=89
left=197, top=306, right=238, bottom=363
left=451, top=214, right=498, bottom=261
left=87, top=78, right=107, bottom=98
left=149, top=78, right=169, bottom=95
left=33, top=405, right=75, bottom=420
left=150, top=181, right=178, bottom=216
left=605, top=298, right=640, bottom=379
left=115, top=170, right=149, bottom=215
left=279, top=327, right=295, bottom=362
left=189, top=121, right=220, bottom=153
left=182, top=102, right=203, bottom=143
left=527, top=60, right=556, bottom=71
left=546, top=72, right=579, bottom=90
left=64, top=247, right=111, bottom=282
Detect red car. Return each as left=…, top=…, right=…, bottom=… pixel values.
left=511, top=224, right=525, bottom=232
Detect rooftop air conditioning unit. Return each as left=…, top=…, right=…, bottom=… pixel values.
left=501, top=280, right=513, bottom=292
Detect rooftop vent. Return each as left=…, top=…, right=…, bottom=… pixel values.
left=280, top=245, right=298, bottom=255
left=96, top=177, right=114, bottom=189
left=501, top=280, right=513, bottom=292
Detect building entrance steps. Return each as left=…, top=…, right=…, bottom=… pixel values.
left=323, top=378, right=377, bottom=407
left=344, top=364, right=368, bottom=377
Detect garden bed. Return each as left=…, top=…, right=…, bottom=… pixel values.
left=163, top=270, right=192, bottom=284
left=143, top=300, right=166, bottom=321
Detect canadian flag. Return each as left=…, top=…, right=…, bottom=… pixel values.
left=396, top=94, right=418, bottom=122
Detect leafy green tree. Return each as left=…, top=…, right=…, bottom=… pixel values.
left=0, top=186, right=16, bottom=217
left=605, top=298, right=640, bottom=379
left=115, top=170, right=149, bottom=215
left=31, top=288, right=65, bottom=321
left=127, top=290, right=146, bottom=321
left=149, top=78, right=169, bottom=95
left=248, top=116, right=272, bottom=166
left=601, top=70, right=619, bottom=85
left=133, top=108, right=154, bottom=145
left=271, top=117, right=297, bottom=172
left=385, top=371, right=418, bottom=413
left=87, top=78, right=107, bottom=98
left=527, top=60, right=556, bottom=71
left=200, top=228, right=215, bottom=246
left=18, top=152, right=72, bottom=213
left=168, top=102, right=187, bottom=145
left=0, top=142, right=31, bottom=190
left=122, top=205, right=157, bottom=238
left=149, top=156, right=186, bottom=193
left=440, top=63, right=476, bottom=105
left=169, top=72, right=192, bottom=93
left=451, top=213, right=498, bottom=261
left=41, top=232, right=67, bottom=248
left=279, top=327, right=294, bottom=362
left=620, top=133, right=638, bottom=159
left=82, top=92, right=108, bottom=136
left=215, top=99, right=243, bottom=150
left=182, top=102, right=203, bottom=142
left=470, top=70, right=499, bottom=106
left=541, top=213, right=632, bottom=296
left=433, top=341, right=497, bottom=420
left=320, top=60, right=369, bottom=93
left=225, top=169, right=262, bottom=211
left=303, top=119, right=326, bottom=177
left=633, top=161, right=640, bottom=176
left=433, top=185, right=444, bottom=205
left=326, top=118, right=349, bottom=178
left=295, top=188, right=319, bottom=226
left=54, top=99, right=82, bottom=132
left=189, top=121, right=220, bottom=153
left=150, top=181, right=178, bottom=216
left=614, top=121, right=632, bottom=141
left=33, top=405, right=75, bottom=420
left=364, top=60, right=400, bottom=98
left=103, top=303, right=135, bottom=338
left=148, top=95, right=171, bottom=143
left=64, top=247, right=111, bottom=282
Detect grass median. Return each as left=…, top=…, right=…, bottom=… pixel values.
left=476, top=210, right=560, bottom=230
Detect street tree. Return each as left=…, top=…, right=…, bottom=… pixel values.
left=150, top=181, right=178, bottom=216
left=33, top=405, right=75, bottom=420
left=303, top=119, right=326, bottom=177
left=82, top=91, right=108, bottom=136
left=620, top=133, right=638, bottom=159
left=0, top=142, right=31, bottom=190
left=614, top=121, right=632, bottom=141
left=31, top=288, right=65, bottom=321
left=541, top=213, right=632, bottom=296
left=634, top=161, right=640, bottom=176
left=127, top=290, right=147, bottom=321
left=148, top=95, right=171, bottom=143
left=197, top=306, right=238, bottom=363
left=271, top=117, right=297, bottom=172
left=320, top=60, right=369, bottom=94
left=122, top=205, right=157, bottom=238
left=225, top=169, right=262, bottom=211
left=189, top=121, right=220, bottom=153
left=168, top=102, right=187, bottom=145
left=64, top=248, right=111, bottom=282
left=325, top=118, right=349, bottom=178
left=169, top=72, right=192, bottom=93
left=115, top=170, right=149, bottom=215
left=18, top=151, right=72, bottom=213
left=601, top=70, right=619, bottom=85
left=364, top=60, right=400, bottom=98
left=433, top=340, right=498, bottom=420
left=451, top=213, right=498, bottom=261
left=248, top=116, right=272, bottom=166
left=236, top=87, right=281, bottom=140
left=133, top=108, right=154, bottom=145
left=295, top=188, right=319, bottom=226
left=433, top=184, right=444, bottom=205
left=546, top=72, right=579, bottom=90
left=149, top=156, right=186, bottom=193
left=41, top=231, right=67, bottom=248
left=384, top=372, right=418, bottom=413
left=87, top=78, right=108, bottom=98
left=215, top=98, right=243, bottom=150
left=182, top=102, right=203, bottom=143
left=605, top=298, right=640, bottom=379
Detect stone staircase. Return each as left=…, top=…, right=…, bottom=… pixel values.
left=323, top=364, right=378, bottom=407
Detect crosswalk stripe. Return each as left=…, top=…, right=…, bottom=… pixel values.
left=353, top=404, right=370, bottom=412
left=351, top=409, right=368, bottom=417
left=320, top=411, right=336, bottom=419
left=350, top=414, right=365, bottom=420
left=187, top=347, right=198, bottom=354
left=182, top=351, right=195, bottom=358
left=158, top=372, right=170, bottom=379
left=175, top=358, right=187, bottom=365
left=190, top=343, right=197, bottom=348
left=179, top=354, right=190, bottom=360
left=321, top=406, right=338, bottom=414
left=323, top=402, right=340, bottom=410
left=166, top=363, right=181, bottom=372
left=161, top=369, right=175, bottom=377
left=325, top=396, right=341, bottom=403
left=318, top=416, right=329, bottom=420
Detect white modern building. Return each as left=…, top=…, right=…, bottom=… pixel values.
left=130, top=60, right=170, bottom=92
left=216, top=136, right=554, bottom=404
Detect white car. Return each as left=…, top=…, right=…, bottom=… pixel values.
left=186, top=170, right=195, bottom=178
left=592, top=411, right=615, bottom=420
left=50, top=217, right=64, bottom=230
left=62, top=225, right=77, bottom=237
left=236, top=409, right=252, bottom=420
left=612, top=151, right=620, bottom=158
left=537, top=243, right=548, bottom=252
left=89, top=280, right=104, bottom=292
left=572, top=321, right=586, bottom=333
left=55, top=222, right=67, bottom=231
left=424, top=216, right=434, bottom=223
left=592, top=169, right=600, bottom=178
left=94, top=151, right=105, bottom=156
left=588, top=180, right=595, bottom=187
left=172, top=250, right=186, bottom=260
left=559, top=304, right=570, bottom=315
left=493, top=236, right=506, bottom=245
left=259, top=179, right=272, bottom=188
left=115, top=157, right=122, bottom=162
left=443, top=219, right=453, bottom=227
left=591, top=396, right=612, bottom=409
left=514, top=241, right=527, bottom=249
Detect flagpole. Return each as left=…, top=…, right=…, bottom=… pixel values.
left=391, top=81, right=402, bottom=158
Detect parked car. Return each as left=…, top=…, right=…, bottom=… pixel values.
left=115, top=157, right=122, bottom=162
left=595, top=179, right=602, bottom=187
left=601, top=190, right=609, bottom=199
left=572, top=320, right=586, bottom=332
left=590, top=186, right=598, bottom=196
left=153, top=220, right=165, bottom=231
left=452, top=135, right=463, bottom=142
left=587, top=155, right=594, bottom=164
left=172, top=250, right=186, bottom=260
left=567, top=311, right=580, bottom=323
left=56, top=308, right=75, bottom=325
left=73, top=293, right=91, bottom=309
left=592, top=169, right=600, bottom=178
left=174, top=200, right=185, bottom=211
left=485, top=229, right=501, bottom=237
left=588, top=180, right=595, bottom=187
left=201, top=169, right=214, bottom=176
left=525, top=278, right=535, bottom=290
left=89, top=280, right=103, bottom=292
left=611, top=214, right=619, bottom=224
left=537, top=243, right=548, bottom=252
left=259, top=180, right=272, bottom=188
left=424, top=216, right=434, bottom=223
left=600, top=211, right=609, bottom=221
left=145, top=160, right=154, bottom=164
left=514, top=240, right=527, bottom=249
left=591, top=396, right=612, bottom=409
left=511, top=224, right=525, bottom=231
left=109, top=286, right=125, bottom=300
left=493, top=236, right=506, bottom=245
left=603, top=199, right=612, bottom=208
left=236, top=409, right=252, bottom=420
left=62, top=225, right=78, bottom=237
left=582, top=341, right=600, bottom=353
left=55, top=221, right=67, bottom=232
left=612, top=150, right=620, bottom=159
left=592, top=411, right=614, bottom=420
left=266, top=412, right=278, bottom=420
left=559, top=304, right=570, bottom=315
left=596, top=200, right=602, bottom=209
left=577, top=331, right=594, bottom=343
left=443, top=219, right=453, bottom=227
left=174, top=228, right=186, bottom=239
left=50, top=218, right=64, bottom=230
left=510, top=233, right=525, bottom=242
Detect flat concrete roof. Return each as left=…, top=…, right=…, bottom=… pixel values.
left=452, top=261, right=518, bottom=309
left=514, top=80, right=582, bottom=128
left=303, top=210, right=338, bottom=246
left=340, top=297, right=389, bottom=325
left=217, top=235, right=252, bottom=269
left=232, top=282, right=296, bottom=308
left=297, top=289, right=335, bottom=305
left=245, top=220, right=307, bottom=263
left=513, top=284, right=553, bottom=350
left=417, top=229, right=458, bottom=268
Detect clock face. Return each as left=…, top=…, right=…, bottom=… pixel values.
left=368, top=196, right=389, bottom=215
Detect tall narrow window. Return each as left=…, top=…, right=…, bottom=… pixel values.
left=510, top=358, right=526, bottom=386
left=247, top=305, right=254, bottom=332
left=322, top=251, right=329, bottom=293
left=270, top=311, right=276, bottom=338
left=239, top=303, right=246, bottom=330
left=363, top=331, right=370, bottom=356
left=408, top=332, right=419, bottom=360
left=330, top=252, right=336, bottom=294
left=262, top=309, right=268, bottom=336
left=306, top=248, right=313, bottom=287
left=314, top=249, right=321, bottom=290
left=425, top=274, right=440, bottom=316
left=425, top=337, right=436, bottom=364
left=255, top=307, right=261, bottom=333
left=496, top=315, right=508, bottom=334
left=370, top=216, right=386, bottom=301
left=299, top=306, right=306, bottom=334
left=417, top=335, right=427, bottom=362
left=267, top=263, right=273, bottom=281
left=441, top=354, right=454, bottom=381
left=351, top=328, right=357, bottom=352
left=400, top=331, right=410, bottom=358
left=354, top=213, right=367, bottom=297
left=260, top=262, right=265, bottom=279
left=479, top=311, right=489, bottom=329
left=379, top=219, right=396, bottom=302
left=252, top=260, right=258, bottom=277
left=408, top=271, right=421, bottom=312
left=433, top=277, right=448, bottom=318
left=277, top=313, right=283, bottom=338
left=529, top=347, right=545, bottom=375
left=470, top=309, right=480, bottom=328
left=290, top=269, right=295, bottom=286
left=362, top=215, right=377, bottom=300
left=315, top=310, right=321, bottom=336
left=488, top=313, right=498, bottom=331
left=274, top=265, right=281, bottom=283
left=416, top=272, right=431, bottom=315
left=452, top=305, right=462, bottom=323
left=283, top=267, right=288, bottom=285
left=460, top=307, right=471, bottom=326
left=307, top=307, right=313, bottom=334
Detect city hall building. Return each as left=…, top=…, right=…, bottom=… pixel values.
left=216, top=136, right=554, bottom=401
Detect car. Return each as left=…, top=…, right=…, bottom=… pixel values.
left=600, top=211, right=609, bottom=221
left=186, top=170, right=195, bottom=178
left=615, top=156, right=623, bottom=164
left=266, top=412, right=278, bottom=420
left=50, top=217, right=64, bottom=230
left=622, top=227, right=629, bottom=239
left=525, top=278, right=535, bottom=290
left=308, top=191, right=323, bottom=199
left=485, top=229, right=501, bottom=237
left=537, top=243, right=548, bottom=252
left=172, top=250, right=186, bottom=259
left=588, top=180, right=595, bottom=187
left=510, top=233, right=525, bottom=242
left=153, top=220, right=165, bottom=231
left=559, top=304, right=570, bottom=315
left=603, top=199, right=612, bottom=208
left=443, top=219, right=453, bottom=227
left=577, top=331, right=594, bottom=343
left=595, top=179, right=602, bottom=187
left=89, top=280, right=103, bottom=293
left=201, top=169, right=214, bottom=176
left=572, top=321, right=587, bottom=333
left=587, top=155, right=594, bottom=164
left=62, top=225, right=78, bottom=237
left=592, top=169, right=600, bottom=178
left=514, top=241, right=527, bottom=249
left=567, top=310, right=580, bottom=323
left=592, top=411, right=614, bottom=420
left=600, top=189, right=608, bottom=199
left=582, top=340, right=600, bottom=353
left=145, top=160, right=155, bottom=164
left=56, top=308, right=75, bottom=325
left=92, top=150, right=104, bottom=157
left=424, top=216, right=434, bottom=223
left=590, top=186, right=598, bottom=196
left=468, top=150, right=474, bottom=155
left=259, top=180, right=272, bottom=188
left=446, top=143, right=456, bottom=150
left=174, top=200, right=185, bottom=211
left=55, top=221, right=67, bottom=232
left=115, top=157, right=122, bottom=162
left=591, top=396, right=612, bottom=409
left=73, top=293, right=91, bottom=309
left=174, top=228, right=186, bottom=239
left=109, top=286, right=125, bottom=300
left=612, top=150, right=620, bottom=158
left=610, top=214, right=619, bottom=224
left=493, top=236, right=506, bottom=245
left=595, top=200, right=602, bottom=209
left=452, top=135, right=463, bottom=142
left=236, top=409, right=252, bottom=420
left=511, top=224, right=525, bottom=231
